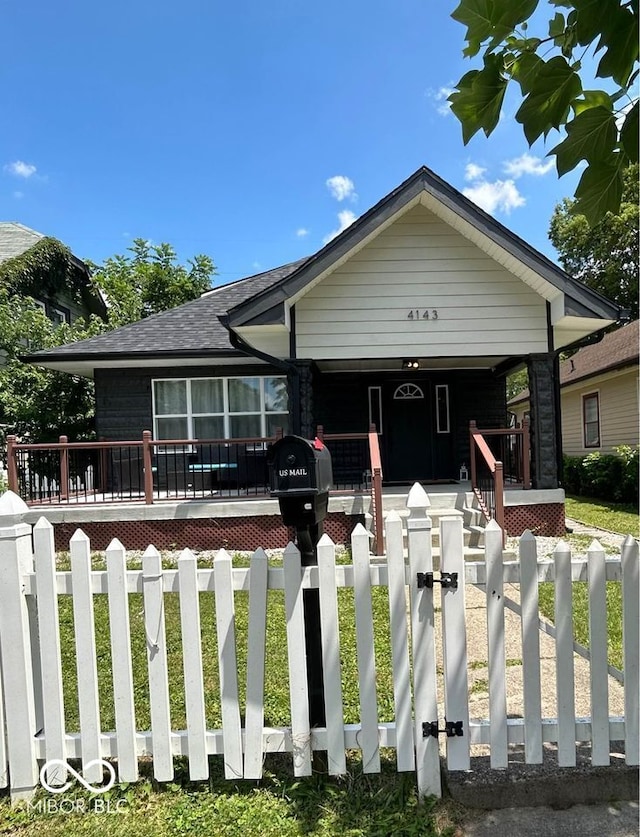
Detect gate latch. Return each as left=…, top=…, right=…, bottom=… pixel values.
left=422, top=719, right=464, bottom=739
left=416, top=571, right=458, bottom=590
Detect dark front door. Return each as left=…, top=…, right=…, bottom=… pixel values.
left=383, top=381, right=433, bottom=483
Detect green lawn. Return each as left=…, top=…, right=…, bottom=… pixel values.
left=565, top=495, right=639, bottom=537
left=537, top=495, right=638, bottom=669
left=0, top=757, right=455, bottom=836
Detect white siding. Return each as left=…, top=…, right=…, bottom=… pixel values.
left=562, top=368, right=639, bottom=456
left=295, top=204, right=548, bottom=359
left=237, top=328, right=289, bottom=358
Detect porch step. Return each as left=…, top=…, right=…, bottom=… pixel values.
left=375, top=487, right=510, bottom=559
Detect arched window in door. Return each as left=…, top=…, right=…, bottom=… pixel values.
left=393, top=383, right=424, bottom=400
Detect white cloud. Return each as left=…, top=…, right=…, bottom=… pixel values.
left=4, top=160, right=37, bottom=178
left=296, top=227, right=309, bottom=238
left=326, top=175, right=357, bottom=202
left=464, top=162, right=486, bottom=182
left=463, top=179, right=525, bottom=215
left=432, top=85, right=454, bottom=116
left=252, top=261, right=261, bottom=270
left=323, top=209, right=357, bottom=244
left=503, top=152, right=554, bottom=179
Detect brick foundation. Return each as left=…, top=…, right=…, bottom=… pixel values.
left=504, top=503, right=565, bottom=537
left=52, top=511, right=364, bottom=552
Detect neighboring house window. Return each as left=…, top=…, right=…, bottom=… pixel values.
left=152, top=376, right=289, bottom=441
left=583, top=392, right=600, bottom=448
left=51, top=306, right=71, bottom=327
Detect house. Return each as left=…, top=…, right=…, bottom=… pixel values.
left=0, top=222, right=106, bottom=325
left=24, top=166, right=626, bottom=537
left=509, top=319, right=639, bottom=457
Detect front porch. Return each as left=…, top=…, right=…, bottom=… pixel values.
left=6, top=424, right=566, bottom=553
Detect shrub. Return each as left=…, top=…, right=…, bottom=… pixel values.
left=563, top=446, right=639, bottom=504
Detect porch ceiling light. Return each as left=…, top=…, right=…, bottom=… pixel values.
left=402, top=359, right=420, bottom=369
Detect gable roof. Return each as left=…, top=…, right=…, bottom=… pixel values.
left=24, top=258, right=307, bottom=364
left=509, top=320, right=639, bottom=406
left=26, top=164, right=625, bottom=374
left=227, top=165, right=624, bottom=328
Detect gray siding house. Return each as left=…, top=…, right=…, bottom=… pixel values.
left=27, top=167, right=625, bottom=531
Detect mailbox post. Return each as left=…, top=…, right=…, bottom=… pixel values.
left=267, top=435, right=333, bottom=728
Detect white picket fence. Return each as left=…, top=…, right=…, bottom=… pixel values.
left=0, top=485, right=637, bottom=802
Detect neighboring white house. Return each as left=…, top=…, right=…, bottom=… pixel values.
left=509, top=319, right=639, bottom=457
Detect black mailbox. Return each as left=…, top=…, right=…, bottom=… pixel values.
left=267, top=435, right=333, bottom=526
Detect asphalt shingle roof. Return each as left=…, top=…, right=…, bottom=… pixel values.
left=0, top=222, right=44, bottom=262
left=26, top=258, right=308, bottom=360
left=509, top=320, right=639, bottom=405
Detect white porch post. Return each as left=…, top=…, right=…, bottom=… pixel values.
left=0, top=492, right=39, bottom=801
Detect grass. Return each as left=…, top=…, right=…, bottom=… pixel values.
left=538, top=495, right=636, bottom=670
left=538, top=581, right=623, bottom=669
left=565, top=495, right=639, bottom=537
left=0, top=756, right=459, bottom=836
left=55, top=552, right=396, bottom=733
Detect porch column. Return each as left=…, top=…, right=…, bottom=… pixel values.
left=288, top=360, right=314, bottom=439
left=526, top=353, right=560, bottom=489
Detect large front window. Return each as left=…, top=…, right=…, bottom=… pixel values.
left=153, top=376, right=289, bottom=440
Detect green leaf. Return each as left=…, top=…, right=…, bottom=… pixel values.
left=516, top=56, right=582, bottom=143
left=549, top=11, right=565, bottom=37
left=452, top=0, right=539, bottom=56
left=449, top=54, right=507, bottom=143
left=596, top=7, right=639, bottom=87
left=550, top=106, right=617, bottom=175
left=573, top=159, right=624, bottom=224
left=510, top=51, right=544, bottom=94
left=621, top=101, right=639, bottom=163
left=573, top=89, right=613, bottom=115
left=573, top=0, right=620, bottom=46
left=452, top=0, right=495, bottom=57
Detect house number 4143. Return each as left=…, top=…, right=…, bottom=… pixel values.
left=407, top=309, right=438, bottom=320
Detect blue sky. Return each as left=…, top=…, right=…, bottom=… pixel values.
left=1, top=1, right=587, bottom=286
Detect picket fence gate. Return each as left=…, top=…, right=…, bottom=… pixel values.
left=0, top=485, right=637, bottom=802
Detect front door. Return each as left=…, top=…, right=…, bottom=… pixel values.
left=383, top=381, right=433, bottom=483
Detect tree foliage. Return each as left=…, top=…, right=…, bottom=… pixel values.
left=89, top=238, right=216, bottom=329
left=0, top=239, right=216, bottom=444
left=549, top=162, right=638, bottom=316
left=449, top=0, right=639, bottom=224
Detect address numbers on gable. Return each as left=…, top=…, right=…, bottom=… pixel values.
left=407, top=310, right=438, bottom=320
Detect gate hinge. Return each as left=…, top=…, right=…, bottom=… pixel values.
left=422, top=719, right=464, bottom=739
left=416, top=571, right=458, bottom=590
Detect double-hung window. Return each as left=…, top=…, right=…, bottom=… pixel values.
left=152, top=376, right=289, bottom=441
left=582, top=392, right=600, bottom=448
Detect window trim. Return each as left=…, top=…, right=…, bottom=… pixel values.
left=435, top=384, right=450, bottom=434
left=152, top=375, right=288, bottom=443
left=582, top=391, right=601, bottom=449
left=368, top=386, right=383, bottom=434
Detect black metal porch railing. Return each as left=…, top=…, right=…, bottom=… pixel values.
left=7, top=430, right=376, bottom=506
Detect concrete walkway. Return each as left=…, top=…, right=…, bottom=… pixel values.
left=451, top=519, right=639, bottom=836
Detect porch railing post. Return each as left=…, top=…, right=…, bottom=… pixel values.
left=142, top=431, right=154, bottom=505
left=99, top=438, right=109, bottom=494
left=522, top=417, right=531, bottom=489
left=494, top=461, right=505, bottom=543
left=59, top=435, right=69, bottom=501
left=315, top=425, right=324, bottom=442
left=0, top=493, right=39, bottom=801
left=469, top=421, right=477, bottom=489
left=6, top=435, right=18, bottom=494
